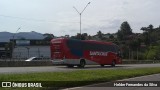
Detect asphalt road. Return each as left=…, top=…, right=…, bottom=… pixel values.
left=65, top=74, right=160, bottom=90
left=0, top=64, right=160, bottom=74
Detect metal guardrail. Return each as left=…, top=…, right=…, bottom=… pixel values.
left=0, top=60, right=159, bottom=67
left=0, top=61, right=53, bottom=67
left=122, top=60, right=160, bottom=64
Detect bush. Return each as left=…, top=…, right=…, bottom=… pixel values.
left=145, top=46, right=159, bottom=60
left=137, top=53, right=145, bottom=60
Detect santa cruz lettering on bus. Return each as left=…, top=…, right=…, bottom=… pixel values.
left=90, top=51, right=108, bottom=56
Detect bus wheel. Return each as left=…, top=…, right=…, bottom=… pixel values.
left=67, top=65, right=74, bottom=68
left=111, top=60, right=116, bottom=67
left=101, top=64, right=105, bottom=67
left=78, top=59, right=86, bottom=68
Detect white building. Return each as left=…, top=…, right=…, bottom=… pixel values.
left=12, top=39, right=50, bottom=60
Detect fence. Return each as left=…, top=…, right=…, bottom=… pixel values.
left=0, top=60, right=159, bottom=67
left=122, top=60, right=160, bottom=64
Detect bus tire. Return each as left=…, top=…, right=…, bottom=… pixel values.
left=78, top=59, right=86, bottom=68
left=67, top=65, right=74, bottom=68
left=111, top=60, right=116, bottom=67
left=101, top=64, right=105, bottom=67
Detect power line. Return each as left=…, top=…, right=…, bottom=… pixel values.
left=0, top=14, right=79, bottom=23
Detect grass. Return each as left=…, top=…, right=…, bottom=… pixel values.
left=0, top=67, right=160, bottom=90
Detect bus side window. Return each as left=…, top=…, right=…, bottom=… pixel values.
left=67, top=40, right=82, bottom=50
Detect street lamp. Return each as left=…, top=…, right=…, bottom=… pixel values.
left=11, top=27, right=21, bottom=59
left=73, top=2, right=91, bottom=39
left=13, top=27, right=21, bottom=40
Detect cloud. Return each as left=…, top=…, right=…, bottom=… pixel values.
left=79, top=19, right=122, bottom=35
left=0, top=0, right=160, bottom=36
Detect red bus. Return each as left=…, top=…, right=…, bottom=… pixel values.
left=50, top=38, right=122, bottom=67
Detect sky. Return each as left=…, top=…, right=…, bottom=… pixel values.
left=0, top=0, right=160, bottom=36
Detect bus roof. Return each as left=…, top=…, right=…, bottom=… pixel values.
left=84, top=40, right=113, bottom=45
left=51, top=38, right=114, bottom=45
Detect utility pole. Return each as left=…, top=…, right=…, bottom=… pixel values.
left=73, top=2, right=91, bottom=40
left=137, top=48, right=139, bottom=60
left=11, top=27, right=21, bottom=60
left=25, top=47, right=30, bottom=58
left=13, top=27, right=21, bottom=40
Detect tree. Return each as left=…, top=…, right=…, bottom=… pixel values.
left=109, top=35, right=114, bottom=39
left=76, top=33, right=81, bottom=40
left=97, top=30, right=103, bottom=40
left=117, top=21, right=132, bottom=40
left=141, top=24, right=155, bottom=45
left=81, top=33, right=88, bottom=40
left=129, top=38, right=141, bottom=50
left=141, top=24, right=154, bottom=33
left=117, top=30, right=123, bottom=40
left=120, top=21, right=132, bottom=35
left=71, top=33, right=86, bottom=40
left=117, top=21, right=133, bottom=59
